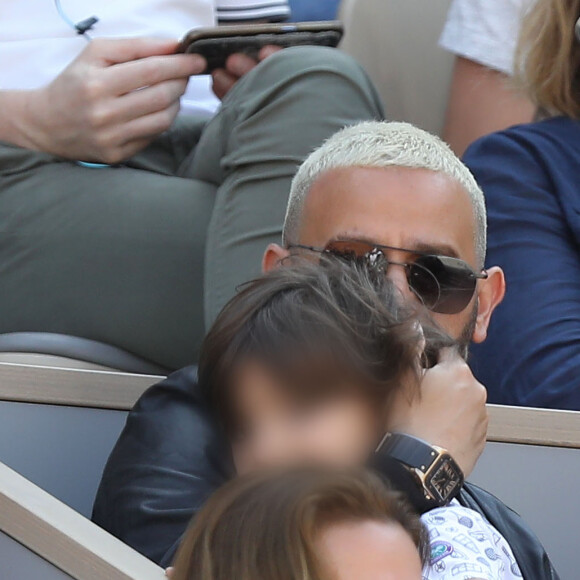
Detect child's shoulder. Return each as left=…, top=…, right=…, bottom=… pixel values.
left=420, top=502, right=523, bottom=579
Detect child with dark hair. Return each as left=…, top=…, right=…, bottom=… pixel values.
left=189, top=259, right=522, bottom=579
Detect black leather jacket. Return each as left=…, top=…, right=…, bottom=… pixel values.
left=92, top=367, right=560, bottom=579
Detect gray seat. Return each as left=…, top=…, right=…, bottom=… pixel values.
left=0, top=333, right=169, bottom=375
left=340, top=0, right=454, bottom=137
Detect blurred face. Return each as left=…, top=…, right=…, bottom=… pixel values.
left=317, top=519, right=423, bottom=580
left=231, top=360, right=382, bottom=475
left=264, top=166, right=505, bottom=347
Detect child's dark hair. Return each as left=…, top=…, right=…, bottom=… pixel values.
left=199, top=258, right=456, bottom=432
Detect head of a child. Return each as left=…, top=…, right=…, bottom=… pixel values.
left=171, top=468, right=428, bottom=580
left=200, top=259, right=456, bottom=475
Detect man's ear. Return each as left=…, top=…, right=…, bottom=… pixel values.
left=262, top=243, right=290, bottom=273
left=472, top=266, right=506, bottom=343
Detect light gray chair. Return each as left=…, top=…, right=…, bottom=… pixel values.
left=0, top=332, right=169, bottom=375
left=340, top=0, right=454, bottom=137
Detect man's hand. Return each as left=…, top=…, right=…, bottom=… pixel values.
left=18, top=38, right=206, bottom=164
left=211, top=45, right=282, bottom=100
left=387, top=349, right=488, bottom=477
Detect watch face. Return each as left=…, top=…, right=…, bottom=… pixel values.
left=426, top=456, right=463, bottom=503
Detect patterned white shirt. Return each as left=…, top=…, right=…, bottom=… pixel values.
left=421, top=502, right=523, bottom=580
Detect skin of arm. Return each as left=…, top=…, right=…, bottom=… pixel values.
left=443, top=57, right=536, bottom=156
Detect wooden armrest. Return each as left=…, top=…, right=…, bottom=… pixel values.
left=1, top=362, right=579, bottom=448
left=0, top=362, right=162, bottom=410
left=487, top=404, right=580, bottom=449
left=0, top=461, right=165, bottom=579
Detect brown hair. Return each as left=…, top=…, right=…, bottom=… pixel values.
left=198, top=259, right=456, bottom=435
left=516, top=0, right=580, bottom=117
left=171, top=468, right=429, bottom=580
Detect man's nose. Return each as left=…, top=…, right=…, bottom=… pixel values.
left=385, top=263, right=416, bottom=303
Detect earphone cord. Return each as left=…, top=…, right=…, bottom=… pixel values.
left=54, top=0, right=94, bottom=41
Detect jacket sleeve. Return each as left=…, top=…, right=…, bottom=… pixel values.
left=459, top=483, right=560, bottom=580
left=464, top=129, right=580, bottom=410
left=91, top=367, right=231, bottom=567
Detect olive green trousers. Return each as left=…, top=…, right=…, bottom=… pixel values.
left=0, top=47, right=384, bottom=370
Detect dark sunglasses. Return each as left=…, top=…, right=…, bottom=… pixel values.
left=288, top=239, right=488, bottom=315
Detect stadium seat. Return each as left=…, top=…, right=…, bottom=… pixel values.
left=339, top=0, right=454, bottom=137
left=0, top=333, right=170, bottom=375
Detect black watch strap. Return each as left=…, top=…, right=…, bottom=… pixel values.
left=369, top=451, right=442, bottom=514
left=370, top=433, right=464, bottom=513
left=378, top=433, right=440, bottom=474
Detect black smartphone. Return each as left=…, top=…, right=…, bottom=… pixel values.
left=178, top=21, right=344, bottom=73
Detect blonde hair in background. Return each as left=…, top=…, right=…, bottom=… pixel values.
left=170, top=469, right=429, bottom=580
left=283, top=122, right=487, bottom=266
left=516, top=0, right=580, bottom=118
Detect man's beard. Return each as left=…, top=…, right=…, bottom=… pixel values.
left=457, top=301, right=479, bottom=361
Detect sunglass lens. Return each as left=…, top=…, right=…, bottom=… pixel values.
left=407, top=262, right=441, bottom=310
left=414, top=256, right=477, bottom=314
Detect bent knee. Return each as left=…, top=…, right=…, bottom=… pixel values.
left=267, top=45, right=365, bottom=80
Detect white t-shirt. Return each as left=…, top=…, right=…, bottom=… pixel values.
left=0, top=0, right=290, bottom=117
left=421, top=502, right=523, bottom=580
left=439, top=0, right=535, bottom=76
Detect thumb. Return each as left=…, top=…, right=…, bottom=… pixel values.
left=87, top=37, right=180, bottom=66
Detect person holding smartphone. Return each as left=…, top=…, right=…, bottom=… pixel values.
left=0, top=0, right=382, bottom=371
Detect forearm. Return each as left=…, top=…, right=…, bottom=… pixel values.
left=443, top=57, right=535, bottom=156
left=0, top=89, right=45, bottom=151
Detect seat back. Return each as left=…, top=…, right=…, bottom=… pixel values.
left=0, top=363, right=162, bottom=517
left=0, top=332, right=170, bottom=375
left=340, top=0, right=454, bottom=136
left=471, top=405, right=580, bottom=580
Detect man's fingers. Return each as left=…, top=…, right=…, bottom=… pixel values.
left=225, top=53, right=259, bottom=77
left=120, top=101, right=181, bottom=143
left=88, top=37, right=181, bottom=66
left=105, top=54, right=205, bottom=95
left=212, top=68, right=238, bottom=100
left=112, top=78, right=189, bottom=124
left=259, top=45, right=283, bottom=60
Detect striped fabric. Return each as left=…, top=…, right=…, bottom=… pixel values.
left=216, top=0, right=291, bottom=22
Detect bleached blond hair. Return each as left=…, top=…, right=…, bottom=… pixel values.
left=283, top=121, right=487, bottom=265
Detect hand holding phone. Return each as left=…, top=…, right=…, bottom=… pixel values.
left=211, top=46, right=281, bottom=100
left=178, top=21, right=344, bottom=74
